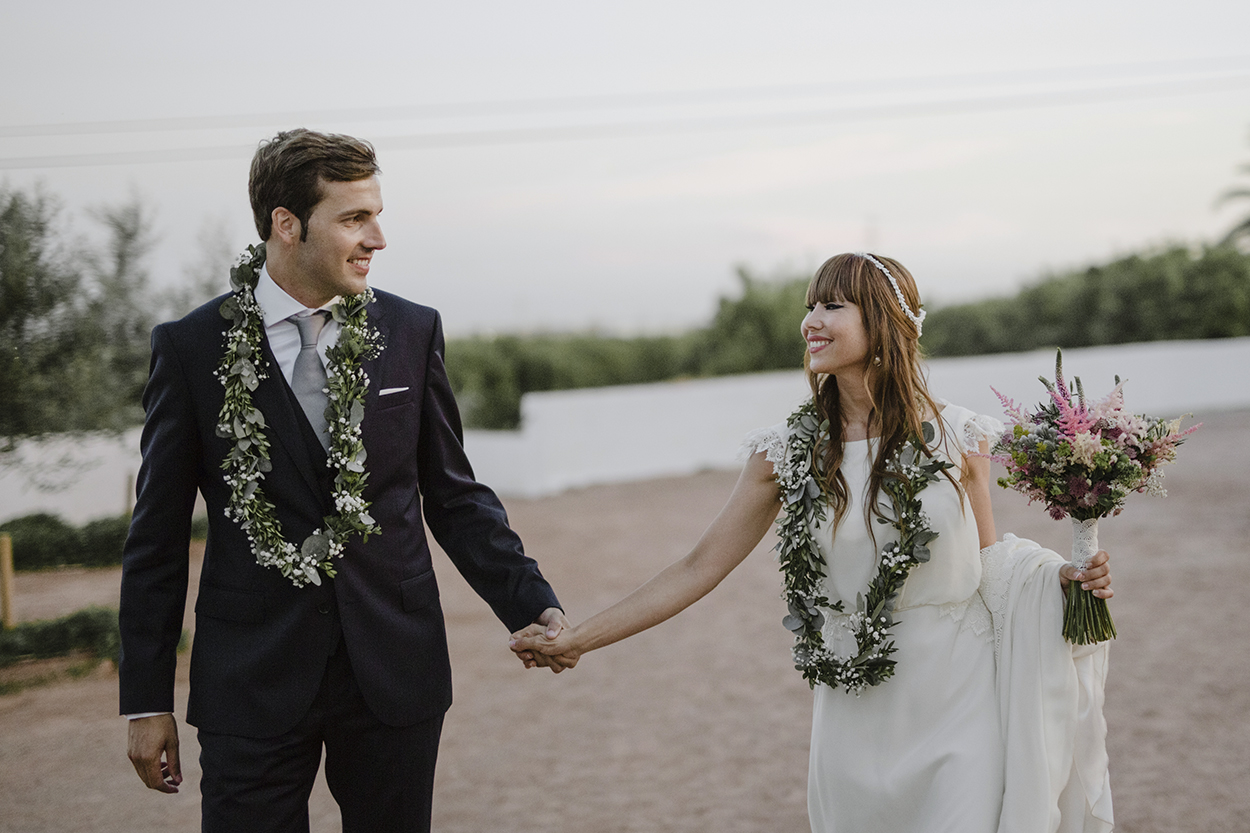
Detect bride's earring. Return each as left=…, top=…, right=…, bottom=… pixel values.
left=873, top=355, right=882, bottom=366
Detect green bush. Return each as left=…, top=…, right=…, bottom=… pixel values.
left=446, top=268, right=810, bottom=429
left=0, top=606, right=120, bottom=667
left=79, top=515, right=132, bottom=567
left=0, top=513, right=82, bottom=570
left=443, top=244, right=1250, bottom=429
left=923, top=245, right=1250, bottom=356
left=0, top=512, right=132, bottom=570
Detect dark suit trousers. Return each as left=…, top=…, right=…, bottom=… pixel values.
left=198, top=645, right=444, bottom=833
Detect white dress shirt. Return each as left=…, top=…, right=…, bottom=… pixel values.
left=252, top=263, right=341, bottom=381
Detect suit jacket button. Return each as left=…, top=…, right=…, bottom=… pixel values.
left=318, top=603, right=331, bottom=615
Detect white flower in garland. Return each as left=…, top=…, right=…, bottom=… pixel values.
left=215, top=243, right=384, bottom=588
left=774, top=399, right=954, bottom=694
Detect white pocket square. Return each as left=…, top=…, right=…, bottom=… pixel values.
left=379, top=387, right=410, bottom=396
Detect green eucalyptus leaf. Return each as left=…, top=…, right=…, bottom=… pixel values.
left=220, top=295, right=241, bottom=321
left=922, top=421, right=936, bottom=444
left=301, top=532, right=331, bottom=560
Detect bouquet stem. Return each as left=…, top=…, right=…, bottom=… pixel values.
left=1064, top=517, right=1117, bottom=645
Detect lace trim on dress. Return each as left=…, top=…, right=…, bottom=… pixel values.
left=739, top=424, right=789, bottom=472
left=978, top=542, right=1013, bottom=656
left=938, top=592, right=994, bottom=643
left=960, top=413, right=1005, bottom=455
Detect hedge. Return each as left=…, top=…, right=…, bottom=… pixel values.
left=0, top=512, right=209, bottom=571
left=0, top=606, right=120, bottom=667
left=0, top=512, right=131, bottom=570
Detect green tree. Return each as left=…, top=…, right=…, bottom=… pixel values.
left=1, top=186, right=94, bottom=450
left=922, top=245, right=1250, bottom=356
left=166, top=215, right=235, bottom=318
left=682, top=267, right=809, bottom=376
left=0, top=185, right=159, bottom=461
left=84, top=198, right=158, bottom=420
left=1218, top=135, right=1250, bottom=247
left=445, top=267, right=810, bottom=429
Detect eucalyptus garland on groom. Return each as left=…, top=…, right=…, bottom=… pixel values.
left=119, top=129, right=568, bottom=833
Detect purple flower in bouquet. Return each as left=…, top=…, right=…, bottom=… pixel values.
left=989, top=350, right=1198, bottom=643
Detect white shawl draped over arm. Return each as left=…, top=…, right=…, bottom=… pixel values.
left=980, top=534, right=1114, bottom=833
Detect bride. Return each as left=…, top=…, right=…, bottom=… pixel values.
left=510, top=252, right=1115, bottom=832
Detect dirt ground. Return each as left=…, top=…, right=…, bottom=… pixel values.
left=1, top=409, right=1246, bottom=833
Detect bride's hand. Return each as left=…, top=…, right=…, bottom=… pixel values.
left=510, top=623, right=581, bottom=672
left=1059, top=549, right=1113, bottom=599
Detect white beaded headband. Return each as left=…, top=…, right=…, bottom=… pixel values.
left=855, top=252, right=926, bottom=337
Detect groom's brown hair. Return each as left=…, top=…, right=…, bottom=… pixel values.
left=249, top=129, right=380, bottom=242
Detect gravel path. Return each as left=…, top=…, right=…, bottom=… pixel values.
left=0, top=409, right=1245, bottom=832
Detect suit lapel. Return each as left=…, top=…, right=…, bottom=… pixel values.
left=359, top=294, right=390, bottom=423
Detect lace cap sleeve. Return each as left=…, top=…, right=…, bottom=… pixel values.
left=739, top=421, right=790, bottom=471
left=938, top=400, right=1005, bottom=455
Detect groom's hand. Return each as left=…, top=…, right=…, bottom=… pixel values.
left=535, top=607, right=569, bottom=639
left=512, top=608, right=579, bottom=672
left=127, top=713, right=183, bottom=793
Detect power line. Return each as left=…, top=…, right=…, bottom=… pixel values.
left=2, top=68, right=1248, bottom=170
left=3, top=55, right=1249, bottom=140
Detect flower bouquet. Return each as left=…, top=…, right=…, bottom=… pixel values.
left=991, top=350, right=1198, bottom=645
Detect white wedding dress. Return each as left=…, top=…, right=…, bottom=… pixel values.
left=745, top=403, right=1114, bottom=833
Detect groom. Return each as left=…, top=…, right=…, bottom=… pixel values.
left=119, top=129, right=568, bottom=833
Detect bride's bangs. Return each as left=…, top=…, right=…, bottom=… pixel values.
left=806, top=253, right=867, bottom=307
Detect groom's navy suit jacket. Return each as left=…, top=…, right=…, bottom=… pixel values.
left=119, top=289, right=559, bottom=738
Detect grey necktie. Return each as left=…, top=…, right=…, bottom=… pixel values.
left=290, top=311, right=330, bottom=451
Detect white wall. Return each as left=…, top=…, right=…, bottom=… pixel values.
left=3, top=338, right=1246, bottom=521
left=465, top=337, right=1249, bottom=497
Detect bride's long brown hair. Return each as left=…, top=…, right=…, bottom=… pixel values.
left=804, top=253, right=955, bottom=530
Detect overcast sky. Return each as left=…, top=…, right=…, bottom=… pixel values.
left=3, top=1, right=1249, bottom=335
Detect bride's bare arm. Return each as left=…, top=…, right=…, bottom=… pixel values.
left=964, top=437, right=998, bottom=550
left=511, top=451, right=782, bottom=665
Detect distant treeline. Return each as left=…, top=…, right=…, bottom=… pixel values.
left=448, top=245, right=1250, bottom=429
left=446, top=269, right=809, bottom=429
left=921, top=245, right=1250, bottom=356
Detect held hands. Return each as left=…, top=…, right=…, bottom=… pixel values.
left=127, top=713, right=182, bottom=793
left=1059, top=549, right=1113, bottom=599
left=510, top=611, right=581, bottom=673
